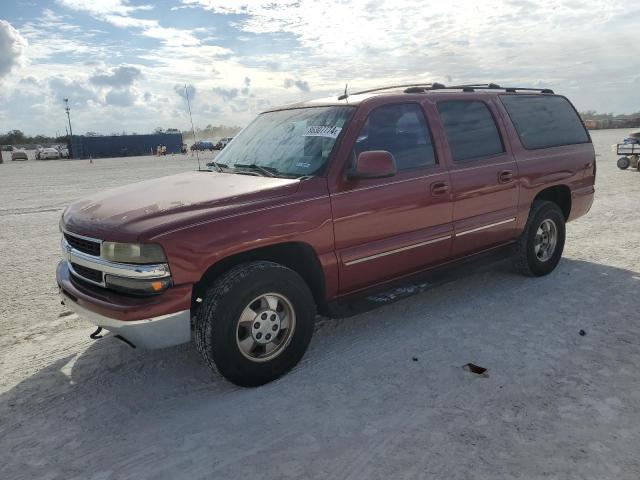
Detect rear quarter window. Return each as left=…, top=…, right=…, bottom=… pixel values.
left=437, top=100, right=505, bottom=162
left=499, top=95, right=589, bottom=150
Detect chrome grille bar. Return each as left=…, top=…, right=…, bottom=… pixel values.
left=61, top=237, right=171, bottom=287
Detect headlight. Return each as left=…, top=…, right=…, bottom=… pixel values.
left=101, top=242, right=167, bottom=264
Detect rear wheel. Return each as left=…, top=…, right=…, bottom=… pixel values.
left=617, top=157, right=630, bottom=170
left=195, top=261, right=316, bottom=387
left=514, top=201, right=566, bottom=276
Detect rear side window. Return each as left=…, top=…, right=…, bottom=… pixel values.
left=354, top=103, right=436, bottom=170
left=437, top=101, right=504, bottom=162
left=500, top=95, right=589, bottom=149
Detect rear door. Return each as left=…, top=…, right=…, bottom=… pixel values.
left=496, top=94, right=595, bottom=225
left=329, top=100, right=453, bottom=293
left=436, top=97, right=519, bottom=257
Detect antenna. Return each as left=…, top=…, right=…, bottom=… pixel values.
left=64, top=97, right=74, bottom=157
left=184, top=84, right=202, bottom=170
left=338, top=83, right=349, bottom=101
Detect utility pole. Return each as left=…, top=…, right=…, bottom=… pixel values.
left=64, top=98, right=74, bottom=157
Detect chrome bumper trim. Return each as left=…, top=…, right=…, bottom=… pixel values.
left=60, top=291, right=191, bottom=349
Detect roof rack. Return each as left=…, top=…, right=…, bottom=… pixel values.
left=402, top=83, right=554, bottom=94
left=337, top=83, right=554, bottom=100
left=338, top=83, right=441, bottom=100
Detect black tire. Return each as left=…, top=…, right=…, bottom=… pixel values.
left=195, top=261, right=316, bottom=387
left=513, top=201, right=566, bottom=277
left=617, top=157, right=630, bottom=170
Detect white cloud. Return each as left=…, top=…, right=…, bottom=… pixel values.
left=174, top=84, right=196, bottom=100
left=213, top=87, right=239, bottom=101
left=182, top=0, right=640, bottom=113
left=0, top=20, right=28, bottom=79
left=105, top=88, right=137, bottom=106
left=48, top=75, right=99, bottom=107
left=90, top=65, right=142, bottom=87
left=58, top=0, right=206, bottom=48
left=18, top=11, right=108, bottom=63
left=3, top=0, right=640, bottom=136
left=283, top=78, right=310, bottom=92
left=56, top=0, right=152, bottom=17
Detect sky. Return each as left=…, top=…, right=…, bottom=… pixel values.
left=0, top=0, right=639, bottom=136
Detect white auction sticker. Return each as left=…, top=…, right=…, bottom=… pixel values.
left=303, top=125, right=342, bottom=138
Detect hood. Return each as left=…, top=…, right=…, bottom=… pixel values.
left=63, top=171, right=300, bottom=241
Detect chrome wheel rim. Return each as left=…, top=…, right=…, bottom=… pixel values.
left=236, top=293, right=296, bottom=362
left=534, top=219, right=558, bottom=262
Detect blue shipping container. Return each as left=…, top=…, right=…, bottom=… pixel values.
left=71, top=133, right=183, bottom=159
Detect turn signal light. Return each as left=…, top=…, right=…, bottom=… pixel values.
left=104, top=275, right=172, bottom=296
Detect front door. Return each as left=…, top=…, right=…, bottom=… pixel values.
left=329, top=100, right=454, bottom=293
left=435, top=97, right=519, bottom=258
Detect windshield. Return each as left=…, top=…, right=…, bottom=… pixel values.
left=211, top=106, right=354, bottom=177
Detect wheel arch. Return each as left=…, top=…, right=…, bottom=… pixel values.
left=532, top=185, right=571, bottom=220
left=191, top=242, right=327, bottom=316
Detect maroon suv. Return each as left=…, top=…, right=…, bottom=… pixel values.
left=58, top=83, right=595, bottom=386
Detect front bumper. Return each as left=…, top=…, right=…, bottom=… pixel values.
left=57, top=262, right=192, bottom=349
left=60, top=289, right=191, bottom=349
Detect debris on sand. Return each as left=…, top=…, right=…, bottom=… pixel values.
left=463, top=363, right=488, bottom=376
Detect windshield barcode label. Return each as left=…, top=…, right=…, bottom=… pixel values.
left=303, top=126, right=342, bottom=138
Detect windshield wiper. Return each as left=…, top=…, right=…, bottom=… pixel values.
left=206, top=162, right=230, bottom=171
left=233, top=163, right=278, bottom=177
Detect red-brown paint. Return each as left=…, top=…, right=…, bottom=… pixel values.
left=58, top=90, right=595, bottom=321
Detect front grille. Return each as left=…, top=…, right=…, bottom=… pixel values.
left=65, top=233, right=101, bottom=256
left=71, top=263, right=103, bottom=284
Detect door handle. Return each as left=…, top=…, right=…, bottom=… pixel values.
left=430, top=181, right=449, bottom=196
left=498, top=170, right=514, bottom=183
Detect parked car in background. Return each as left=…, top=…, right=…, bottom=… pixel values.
left=191, top=141, right=215, bottom=151
left=38, top=147, right=61, bottom=160
left=58, top=83, right=595, bottom=387
left=11, top=150, right=28, bottom=161
left=1, top=145, right=13, bottom=151
left=213, top=137, right=233, bottom=150
left=56, top=145, right=70, bottom=158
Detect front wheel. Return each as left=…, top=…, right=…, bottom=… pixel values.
left=195, top=261, right=316, bottom=387
left=514, top=201, right=566, bottom=276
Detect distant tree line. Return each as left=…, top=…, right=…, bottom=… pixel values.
left=0, top=130, right=68, bottom=146
left=580, top=111, right=640, bottom=129
left=181, top=124, right=242, bottom=142
left=1, top=124, right=244, bottom=146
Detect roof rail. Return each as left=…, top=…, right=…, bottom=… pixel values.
left=402, top=83, right=554, bottom=94
left=338, top=83, right=439, bottom=100
left=503, top=87, right=554, bottom=94
left=337, top=83, right=554, bottom=100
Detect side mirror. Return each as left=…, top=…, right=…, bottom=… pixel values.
left=347, top=150, right=397, bottom=180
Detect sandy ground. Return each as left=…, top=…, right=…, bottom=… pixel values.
left=1, top=131, right=639, bottom=479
